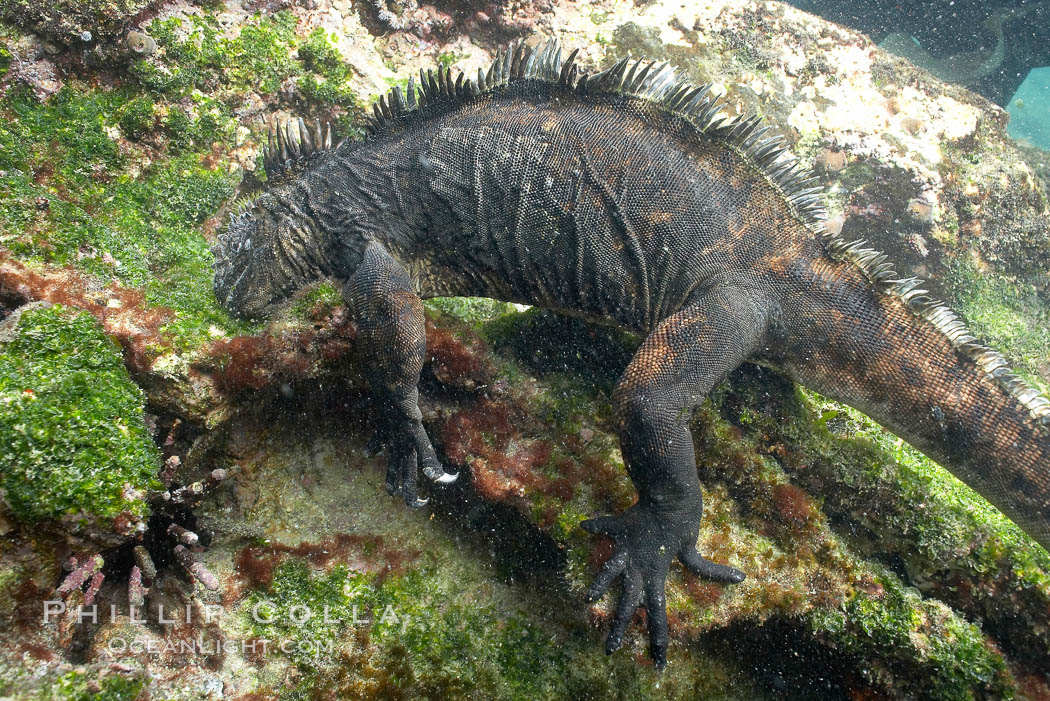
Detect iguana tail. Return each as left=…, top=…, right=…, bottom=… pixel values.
left=776, top=254, right=1050, bottom=551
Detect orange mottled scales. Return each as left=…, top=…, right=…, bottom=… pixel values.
left=211, top=39, right=1050, bottom=668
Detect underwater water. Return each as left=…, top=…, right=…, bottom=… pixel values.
left=788, top=0, right=1050, bottom=104
left=1007, top=65, right=1050, bottom=149
left=791, top=0, right=1050, bottom=152
left=1, top=0, right=1049, bottom=699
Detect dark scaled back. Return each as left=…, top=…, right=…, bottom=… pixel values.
left=363, top=39, right=828, bottom=231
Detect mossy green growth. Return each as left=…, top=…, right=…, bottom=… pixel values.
left=115, top=96, right=155, bottom=141
left=0, top=305, right=161, bottom=526
left=243, top=557, right=756, bottom=699
left=436, top=50, right=470, bottom=69
left=0, top=565, right=17, bottom=608
left=128, top=16, right=226, bottom=96
left=227, top=12, right=298, bottom=94
left=291, top=281, right=343, bottom=320
left=243, top=560, right=370, bottom=672
left=36, top=668, right=145, bottom=701
left=808, top=570, right=1011, bottom=700
left=368, top=568, right=752, bottom=699
left=0, top=84, right=256, bottom=350
left=793, top=387, right=1050, bottom=584
left=423, top=295, right=521, bottom=328
left=130, top=12, right=298, bottom=97
left=130, top=10, right=356, bottom=107
left=946, top=259, right=1050, bottom=395
left=706, top=367, right=1048, bottom=679
left=717, top=367, right=1049, bottom=589
left=297, top=27, right=357, bottom=108
left=162, top=94, right=236, bottom=153
left=0, top=8, right=378, bottom=353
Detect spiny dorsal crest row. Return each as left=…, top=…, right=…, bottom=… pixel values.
left=262, top=117, right=338, bottom=179
left=268, top=37, right=1050, bottom=431
left=363, top=39, right=828, bottom=226
left=365, top=39, right=577, bottom=132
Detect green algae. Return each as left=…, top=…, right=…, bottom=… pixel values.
left=689, top=377, right=1020, bottom=698
left=243, top=560, right=370, bottom=673
left=0, top=305, right=161, bottom=527
left=114, top=96, right=154, bottom=141
left=291, top=280, right=343, bottom=321
left=129, top=12, right=298, bottom=97
left=297, top=27, right=357, bottom=108
left=221, top=409, right=761, bottom=699
left=241, top=555, right=758, bottom=700
left=807, top=571, right=1012, bottom=700
left=946, top=259, right=1050, bottom=395
left=700, top=366, right=1049, bottom=675
left=793, top=386, right=1050, bottom=583
left=130, top=12, right=356, bottom=109
left=436, top=50, right=470, bottom=69
left=228, top=13, right=299, bottom=94
left=712, top=364, right=1049, bottom=580
left=0, top=82, right=254, bottom=350
left=423, top=296, right=520, bottom=328
left=37, top=668, right=145, bottom=701
left=0, top=567, right=17, bottom=621
left=0, top=7, right=372, bottom=352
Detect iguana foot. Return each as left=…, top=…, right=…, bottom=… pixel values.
left=582, top=501, right=744, bottom=668
left=377, top=414, right=458, bottom=508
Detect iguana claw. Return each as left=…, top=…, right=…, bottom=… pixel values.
left=427, top=466, right=459, bottom=484
left=582, top=498, right=744, bottom=669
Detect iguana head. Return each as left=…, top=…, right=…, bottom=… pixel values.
left=213, top=119, right=338, bottom=319
left=212, top=198, right=287, bottom=319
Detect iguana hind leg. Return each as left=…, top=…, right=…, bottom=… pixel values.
left=582, top=283, right=772, bottom=667
left=344, top=241, right=457, bottom=507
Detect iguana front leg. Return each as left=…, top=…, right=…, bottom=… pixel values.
left=344, top=240, right=457, bottom=507
left=583, top=284, right=772, bottom=667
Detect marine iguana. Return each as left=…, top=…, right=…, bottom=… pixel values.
left=212, top=39, right=1050, bottom=668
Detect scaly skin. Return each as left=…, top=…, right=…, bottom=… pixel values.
left=213, top=41, right=1050, bottom=668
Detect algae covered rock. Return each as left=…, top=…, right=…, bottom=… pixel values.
left=0, top=0, right=163, bottom=47
left=0, top=302, right=160, bottom=543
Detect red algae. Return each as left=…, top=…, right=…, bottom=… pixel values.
left=233, top=533, right=421, bottom=594
left=0, top=253, right=174, bottom=373
left=206, top=315, right=356, bottom=395
left=440, top=397, right=563, bottom=501
left=424, top=318, right=491, bottom=388
left=772, top=483, right=819, bottom=528
left=683, top=579, right=727, bottom=607
left=211, top=335, right=279, bottom=392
